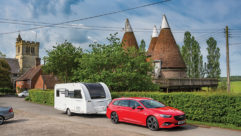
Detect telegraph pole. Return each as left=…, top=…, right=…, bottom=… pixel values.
left=225, top=26, right=230, bottom=93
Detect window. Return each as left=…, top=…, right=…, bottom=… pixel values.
left=129, top=100, right=141, bottom=108
left=31, top=47, right=35, bottom=54
left=113, top=100, right=119, bottom=105
left=140, top=100, right=165, bottom=108
left=65, top=90, right=69, bottom=97
left=118, top=100, right=129, bottom=107
left=56, top=90, right=60, bottom=97
left=26, top=46, right=30, bottom=54
left=84, top=83, right=106, bottom=99
left=73, top=90, right=82, bottom=98
left=18, top=47, right=20, bottom=53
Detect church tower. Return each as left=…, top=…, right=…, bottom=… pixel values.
left=15, top=34, right=40, bottom=74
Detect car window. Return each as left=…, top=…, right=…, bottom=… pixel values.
left=140, top=100, right=165, bottom=108
left=129, top=100, right=141, bottom=108
left=73, top=90, right=82, bottom=99
left=118, top=100, right=129, bottom=107
left=113, top=100, right=119, bottom=105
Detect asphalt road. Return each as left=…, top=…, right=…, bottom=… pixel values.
left=0, top=97, right=240, bottom=136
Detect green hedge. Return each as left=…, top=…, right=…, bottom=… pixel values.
left=28, top=89, right=241, bottom=127
left=112, top=92, right=241, bottom=127
left=0, top=88, right=15, bottom=94
left=29, top=89, right=54, bottom=106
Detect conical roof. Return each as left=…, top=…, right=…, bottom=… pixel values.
left=152, top=15, right=186, bottom=69
left=147, top=25, right=159, bottom=55
left=122, top=19, right=138, bottom=49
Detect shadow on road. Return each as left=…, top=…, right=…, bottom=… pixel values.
left=61, top=112, right=107, bottom=118
left=4, top=119, right=28, bottom=124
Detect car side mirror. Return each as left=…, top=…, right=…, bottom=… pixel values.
left=137, top=106, right=144, bottom=110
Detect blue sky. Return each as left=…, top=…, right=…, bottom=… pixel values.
left=0, top=0, right=241, bottom=77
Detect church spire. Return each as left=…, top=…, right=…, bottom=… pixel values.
left=16, top=33, right=22, bottom=42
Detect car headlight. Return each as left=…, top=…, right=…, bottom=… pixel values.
left=160, top=114, right=172, bottom=118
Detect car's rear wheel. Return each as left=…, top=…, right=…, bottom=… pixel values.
left=0, top=116, right=4, bottom=125
left=111, top=112, right=119, bottom=124
left=66, top=108, right=72, bottom=116
left=147, top=116, right=159, bottom=131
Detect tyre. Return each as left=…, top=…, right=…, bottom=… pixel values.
left=66, top=108, right=72, bottom=116
left=110, top=112, right=119, bottom=124
left=0, top=116, right=4, bottom=125
left=147, top=116, right=159, bottom=131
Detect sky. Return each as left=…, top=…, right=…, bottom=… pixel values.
left=0, top=0, right=241, bottom=77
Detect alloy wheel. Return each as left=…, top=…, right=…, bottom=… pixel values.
left=0, top=116, right=4, bottom=125
left=147, top=116, right=159, bottom=131
left=111, top=112, right=119, bottom=124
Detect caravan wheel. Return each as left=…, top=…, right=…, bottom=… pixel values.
left=66, top=108, right=72, bottom=116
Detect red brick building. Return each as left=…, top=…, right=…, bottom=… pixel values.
left=16, top=65, right=58, bottom=92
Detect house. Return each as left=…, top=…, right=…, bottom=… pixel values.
left=16, top=65, right=59, bottom=92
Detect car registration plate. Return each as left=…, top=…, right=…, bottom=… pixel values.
left=178, top=120, right=185, bottom=125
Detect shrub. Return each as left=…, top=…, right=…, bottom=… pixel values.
left=111, top=92, right=241, bottom=127
left=28, top=89, right=54, bottom=106
left=0, top=88, right=15, bottom=95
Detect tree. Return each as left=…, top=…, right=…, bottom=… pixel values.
left=139, top=39, right=146, bottom=52
left=42, top=41, right=83, bottom=82
left=181, top=31, right=204, bottom=78
left=0, top=59, right=11, bottom=88
left=0, top=51, right=6, bottom=58
left=72, top=33, right=159, bottom=91
left=206, top=37, right=221, bottom=78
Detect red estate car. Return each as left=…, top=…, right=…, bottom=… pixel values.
left=106, top=97, right=186, bottom=131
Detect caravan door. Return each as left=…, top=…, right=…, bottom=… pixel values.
left=69, top=89, right=84, bottom=113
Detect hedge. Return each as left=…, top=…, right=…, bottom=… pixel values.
left=0, top=88, right=15, bottom=95
left=112, top=92, right=241, bottom=127
left=28, top=89, right=241, bottom=127
left=29, top=89, right=54, bottom=106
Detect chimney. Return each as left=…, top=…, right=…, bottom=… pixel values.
left=35, top=58, right=41, bottom=66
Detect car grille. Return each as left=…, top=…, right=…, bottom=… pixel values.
left=174, top=114, right=186, bottom=121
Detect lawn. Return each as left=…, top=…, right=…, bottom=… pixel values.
left=230, top=81, right=241, bottom=93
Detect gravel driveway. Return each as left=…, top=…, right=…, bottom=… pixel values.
left=0, top=97, right=240, bottom=136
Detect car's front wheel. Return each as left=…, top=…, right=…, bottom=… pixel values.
left=110, top=112, right=119, bottom=124
left=0, top=116, right=4, bottom=125
left=147, top=116, right=159, bottom=131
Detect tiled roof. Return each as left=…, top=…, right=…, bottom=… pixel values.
left=122, top=32, right=139, bottom=49
left=16, top=65, right=42, bottom=81
left=5, top=58, right=20, bottom=74
left=147, top=37, right=158, bottom=56
left=42, top=75, right=59, bottom=89
left=152, top=28, right=186, bottom=69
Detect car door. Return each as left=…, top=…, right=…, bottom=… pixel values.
left=128, top=100, right=147, bottom=125
left=117, top=100, right=131, bottom=121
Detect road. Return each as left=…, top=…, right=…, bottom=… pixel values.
left=0, top=97, right=240, bottom=136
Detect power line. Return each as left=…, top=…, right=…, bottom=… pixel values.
left=0, top=0, right=171, bottom=35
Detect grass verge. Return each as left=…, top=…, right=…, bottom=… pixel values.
left=187, top=120, right=241, bottom=131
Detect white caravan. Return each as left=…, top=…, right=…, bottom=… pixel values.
left=54, top=82, right=112, bottom=115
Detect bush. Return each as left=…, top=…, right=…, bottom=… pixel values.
left=0, top=88, right=15, bottom=95
left=28, top=89, right=54, bottom=106
left=111, top=92, right=241, bottom=127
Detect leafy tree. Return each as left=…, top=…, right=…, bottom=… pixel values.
left=181, top=31, right=204, bottom=78
left=0, top=51, right=6, bottom=58
left=0, top=58, right=11, bottom=88
left=72, top=33, right=159, bottom=91
left=42, top=41, right=83, bottom=82
left=206, top=37, right=221, bottom=78
left=139, top=39, right=146, bottom=52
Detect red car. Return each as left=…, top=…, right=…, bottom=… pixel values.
left=106, top=97, right=186, bottom=131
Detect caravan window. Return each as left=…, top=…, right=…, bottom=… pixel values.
left=74, top=90, right=82, bottom=98
left=84, top=83, right=106, bottom=99
left=56, top=90, right=60, bottom=97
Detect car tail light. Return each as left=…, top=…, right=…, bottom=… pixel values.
left=9, top=108, right=13, bottom=113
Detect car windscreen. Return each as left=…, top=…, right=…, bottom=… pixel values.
left=84, top=83, right=106, bottom=99
left=140, top=100, right=165, bottom=108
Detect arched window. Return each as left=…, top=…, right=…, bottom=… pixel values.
left=31, top=47, right=35, bottom=54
